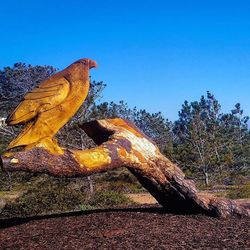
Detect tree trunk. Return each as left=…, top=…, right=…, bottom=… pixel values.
left=87, top=176, right=94, bottom=193
left=203, top=170, right=209, bottom=186
left=1, top=118, right=249, bottom=218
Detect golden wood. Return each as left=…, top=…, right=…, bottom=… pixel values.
left=5, top=58, right=97, bottom=155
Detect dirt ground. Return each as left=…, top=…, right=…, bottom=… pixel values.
left=125, top=193, right=157, bottom=204
left=0, top=205, right=249, bottom=250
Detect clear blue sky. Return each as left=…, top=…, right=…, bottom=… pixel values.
left=1, top=0, right=250, bottom=121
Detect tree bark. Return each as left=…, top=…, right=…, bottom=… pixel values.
left=1, top=118, right=249, bottom=218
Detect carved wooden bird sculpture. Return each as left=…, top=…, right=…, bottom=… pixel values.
left=6, top=58, right=97, bottom=154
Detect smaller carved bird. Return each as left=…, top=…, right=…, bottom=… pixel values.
left=6, top=58, right=97, bottom=155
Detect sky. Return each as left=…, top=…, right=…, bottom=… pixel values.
left=1, top=0, right=250, bottom=121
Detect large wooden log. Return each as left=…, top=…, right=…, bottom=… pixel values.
left=1, top=118, right=249, bottom=218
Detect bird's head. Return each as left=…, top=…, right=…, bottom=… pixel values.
left=74, top=58, right=98, bottom=69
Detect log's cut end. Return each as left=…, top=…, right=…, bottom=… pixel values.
left=79, top=118, right=155, bottom=145
left=1, top=118, right=249, bottom=218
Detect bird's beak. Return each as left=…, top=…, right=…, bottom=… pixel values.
left=89, top=60, right=98, bottom=69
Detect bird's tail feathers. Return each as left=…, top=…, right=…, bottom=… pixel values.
left=7, top=105, right=36, bottom=125
left=7, top=122, right=35, bottom=149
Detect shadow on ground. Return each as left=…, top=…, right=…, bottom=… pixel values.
left=0, top=205, right=165, bottom=229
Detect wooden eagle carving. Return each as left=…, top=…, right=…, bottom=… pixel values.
left=5, top=58, right=97, bottom=154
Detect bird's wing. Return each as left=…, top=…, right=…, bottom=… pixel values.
left=7, top=77, right=70, bottom=125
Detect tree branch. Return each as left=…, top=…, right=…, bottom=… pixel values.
left=1, top=118, right=249, bottom=218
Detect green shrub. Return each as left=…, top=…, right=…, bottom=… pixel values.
left=0, top=176, right=136, bottom=218
left=0, top=177, right=87, bottom=218
left=100, top=168, right=139, bottom=183
left=0, top=172, right=37, bottom=191
left=88, top=190, right=132, bottom=208
left=77, top=204, right=96, bottom=211
left=227, top=183, right=250, bottom=199
left=98, top=181, right=145, bottom=194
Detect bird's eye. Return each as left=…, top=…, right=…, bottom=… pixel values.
left=83, top=60, right=88, bottom=65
